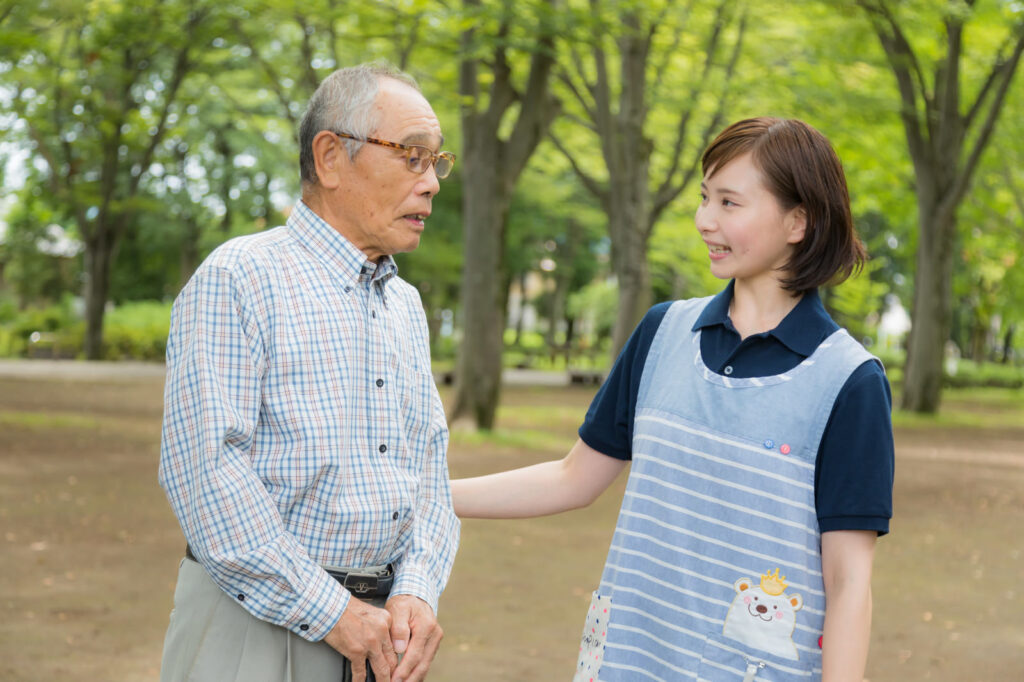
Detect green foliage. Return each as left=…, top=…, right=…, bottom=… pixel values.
left=1, top=0, right=1022, bottom=377
left=0, top=187, right=82, bottom=306
left=0, top=296, right=81, bottom=358
left=0, top=299, right=170, bottom=360
left=100, top=301, right=172, bottom=360
left=944, top=360, right=1024, bottom=390
left=567, top=278, right=618, bottom=346
left=823, top=259, right=888, bottom=342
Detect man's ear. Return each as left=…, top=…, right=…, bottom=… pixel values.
left=786, top=206, right=807, bottom=245
left=311, top=131, right=346, bottom=190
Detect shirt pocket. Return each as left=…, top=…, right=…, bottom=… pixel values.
left=394, top=361, right=439, bottom=461
left=697, top=633, right=815, bottom=681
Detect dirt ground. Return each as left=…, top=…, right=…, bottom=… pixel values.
left=0, top=370, right=1021, bottom=681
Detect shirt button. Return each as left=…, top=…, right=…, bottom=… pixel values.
left=379, top=444, right=387, bottom=453
left=371, top=310, right=377, bottom=318
left=237, top=593, right=245, bottom=601
left=300, top=623, right=309, bottom=631
left=376, top=378, right=384, bottom=388
left=723, top=365, right=734, bottom=375
left=392, top=512, right=400, bottom=520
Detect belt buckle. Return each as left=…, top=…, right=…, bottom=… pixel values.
left=343, top=572, right=379, bottom=596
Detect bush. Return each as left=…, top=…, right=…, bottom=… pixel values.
left=0, top=299, right=171, bottom=361
left=944, top=360, right=1024, bottom=389
left=101, top=301, right=172, bottom=361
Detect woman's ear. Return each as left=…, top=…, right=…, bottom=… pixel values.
left=311, top=131, right=346, bottom=190
left=786, top=206, right=808, bottom=244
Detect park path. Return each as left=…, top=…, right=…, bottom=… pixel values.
left=0, top=358, right=578, bottom=386
left=4, top=358, right=1018, bottom=472
left=0, top=358, right=166, bottom=380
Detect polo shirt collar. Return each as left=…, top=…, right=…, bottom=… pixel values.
left=287, top=200, right=398, bottom=286
left=692, top=280, right=836, bottom=357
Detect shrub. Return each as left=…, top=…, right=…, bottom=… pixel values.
left=101, top=301, right=172, bottom=361
left=0, top=299, right=172, bottom=361
left=944, top=360, right=1024, bottom=389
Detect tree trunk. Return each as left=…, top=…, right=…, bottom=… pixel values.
left=82, top=235, right=114, bottom=360
left=1002, top=325, right=1015, bottom=364
left=513, top=271, right=527, bottom=347
left=610, top=245, right=651, bottom=358
left=451, top=137, right=510, bottom=430
left=607, top=172, right=652, bottom=358
left=546, top=218, right=578, bottom=350
left=901, top=195, right=957, bottom=412
left=564, top=317, right=576, bottom=365
left=451, top=0, right=557, bottom=430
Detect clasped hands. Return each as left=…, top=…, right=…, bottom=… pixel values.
left=324, top=594, right=442, bottom=682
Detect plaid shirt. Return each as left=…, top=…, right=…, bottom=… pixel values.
left=159, top=200, right=460, bottom=642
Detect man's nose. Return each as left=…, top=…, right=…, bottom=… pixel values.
left=418, top=165, right=441, bottom=197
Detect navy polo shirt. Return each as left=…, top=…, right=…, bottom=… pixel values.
left=579, top=281, right=894, bottom=535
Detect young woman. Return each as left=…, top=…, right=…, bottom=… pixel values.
left=452, top=118, right=894, bottom=681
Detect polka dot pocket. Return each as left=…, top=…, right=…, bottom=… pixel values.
left=573, top=591, right=611, bottom=682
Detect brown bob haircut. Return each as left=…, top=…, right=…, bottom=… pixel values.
left=701, top=117, right=866, bottom=294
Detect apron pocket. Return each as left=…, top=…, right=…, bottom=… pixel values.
left=572, top=591, right=612, bottom=682
left=696, top=633, right=815, bottom=681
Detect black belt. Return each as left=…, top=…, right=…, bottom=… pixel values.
left=184, top=544, right=394, bottom=598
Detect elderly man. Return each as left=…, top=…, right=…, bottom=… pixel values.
left=158, top=63, right=460, bottom=682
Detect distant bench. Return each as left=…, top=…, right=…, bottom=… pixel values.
left=568, top=369, right=604, bottom=386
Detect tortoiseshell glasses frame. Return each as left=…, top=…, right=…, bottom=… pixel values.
left=331, top=130, right=455, bottom=179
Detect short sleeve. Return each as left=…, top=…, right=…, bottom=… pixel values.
left=578, top=302, right=672, bottom=460
left=815, top=360, right=895, bottom=535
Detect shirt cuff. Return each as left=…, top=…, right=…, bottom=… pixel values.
left=283, top=567, right=351, bottom=641
left=819, top=515, right=890, bottom=537
left=390, top=560, right=439, bottom=613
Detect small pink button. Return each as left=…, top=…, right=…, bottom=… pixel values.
left=780, top=444, right=791, bottom=455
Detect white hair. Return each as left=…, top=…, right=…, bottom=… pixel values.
left=298, top=62, right=420, bottom=186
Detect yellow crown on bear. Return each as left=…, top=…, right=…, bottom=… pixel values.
left=760, top=568, right=788, bottom=596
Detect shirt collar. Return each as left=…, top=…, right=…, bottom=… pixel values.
left=692, top=280, right=837, bottom=356
left=287, top=200, right=398, bottom=286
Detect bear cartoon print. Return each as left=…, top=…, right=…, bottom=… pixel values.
left=722, top=569, right=804, bottom=661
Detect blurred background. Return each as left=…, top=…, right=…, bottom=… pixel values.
left=1, top=0, right=1022, bottom=680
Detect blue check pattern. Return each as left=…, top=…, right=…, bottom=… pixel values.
left=159, top=200, right=460, bottom=641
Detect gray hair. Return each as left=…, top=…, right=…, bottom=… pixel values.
left=298, top=62, right=420, bottom=186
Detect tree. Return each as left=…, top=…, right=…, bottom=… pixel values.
left=2, top=0, right=217, bottom=357
left=227, top=0, right=433, bottom=138
left=855, top=0, right=1024, bottom=411
left=550, top=0, right=746, bottom=358
left=953, top=85, right=1024, bottom=364
left=450, top=0, right=562, bottom=429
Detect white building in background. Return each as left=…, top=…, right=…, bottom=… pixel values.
left=506, top=271, right=547, bottom=333
left=876, top=294, right=911, bottom=352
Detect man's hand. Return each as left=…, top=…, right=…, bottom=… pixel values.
left=323, top=596, right=398, bottom=682
left=385, top=595, right=443, bottom=682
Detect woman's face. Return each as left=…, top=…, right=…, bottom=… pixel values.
left=695, top=153, right=806, bottom=289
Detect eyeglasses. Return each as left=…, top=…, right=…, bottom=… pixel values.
left=331, top=131, right=456, bottom=179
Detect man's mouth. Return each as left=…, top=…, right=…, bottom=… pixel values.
left=404, top=213, right=429, bottom=227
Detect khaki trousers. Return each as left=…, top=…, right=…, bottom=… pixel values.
left=161, top=558, right=386, bottom=682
